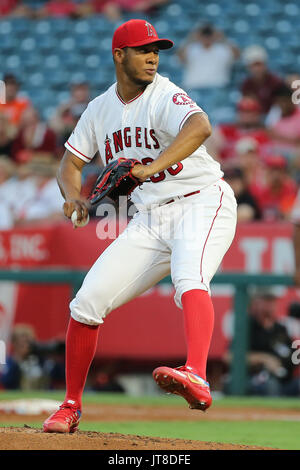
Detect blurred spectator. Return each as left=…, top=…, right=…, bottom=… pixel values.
left=267, top=85, right=300, bottom=162
left=241, top=45, right=284, bottom=115
left=49, top=82, right=90, bottom=147
left=0, top=0, right=31, bottom=17
left=280, top=302, right=300, bottom=342
left=78, top=0, right=122, bottom=21
left=0, top=74, right=31, bottom=127
left=285, top=73, right=300, bottom=90
left=0, top=155, right=15, bottom=188
left=291, top=188, right=300, bottom=287
left=223, top=167, right=261, bottom=222
left=178, top=24, right=239, bottom=90
left=116, top=0, right=168, bottom=14
left=255, top=155, right=297, bottom=221
left=0, top=156, right=64, bottom=229
left=37, top=0, right=80, bottom=18
left=1, top=160, right=39, bottom=227
left=268, top=73, right=300, bottom=127
left=235, top=137, right=266, bottom=196
left=0, top=155, right=17, bottom=229
left=0, top=111, right=17, bottom=157
left=207, top=97, right=271, bottom=163
left=0, top=324, right=44, bottom=389
left=79, top=0, right=168, bottom=21
left=11, top=107, right=58, bottom=163
left=246, top=293, right=298, bottom=396
left=12, top=158, right=65, bottom=226
left=0, top=0, right=18, bottom=16
left=89, top=361, right=125, bottom=392
left=0, top=324, right=65, bottom=390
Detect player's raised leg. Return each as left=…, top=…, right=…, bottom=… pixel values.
left=153, top=181, right=237, bottom=410
left=43, top=219, right=170, bottom=432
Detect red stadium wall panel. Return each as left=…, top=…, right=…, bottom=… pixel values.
left=0, top=221, right=297, bottom=360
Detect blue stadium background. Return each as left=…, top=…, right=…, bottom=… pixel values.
left=1, top=0, right=299, bottom=124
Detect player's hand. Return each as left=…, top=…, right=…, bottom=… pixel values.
left=63, top=199, right=90, bottom=224
left=131, top=164, right=151, bottom=182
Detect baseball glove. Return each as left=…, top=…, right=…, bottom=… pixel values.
left=89, top=157, right=142, bottom=205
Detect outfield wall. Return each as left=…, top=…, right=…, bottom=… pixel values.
left=0, top=221, right=297, bottom=359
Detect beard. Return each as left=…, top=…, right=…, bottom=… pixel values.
left=122, top=56, right=154, bottom=87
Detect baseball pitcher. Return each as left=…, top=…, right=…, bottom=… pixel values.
left=43, top=19, right=237, bottom=433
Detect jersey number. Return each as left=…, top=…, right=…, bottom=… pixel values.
left=141, top=157, right=183, bottom=183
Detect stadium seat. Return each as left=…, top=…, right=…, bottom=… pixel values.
left=264, top=36, right=281, bottom=51
left=244, top=3, right=262, bottom=17
left=284, top=3, right=300, bottom=16
left=62, top=52, right=85, bottom=69
left=44, top=54, right=61, bottom=70
left=0, top=20, right=12, bottom=36
left=34, top=34, right=59, bottom=52
left=26, top=72, right=44, bottom=88
left=74, top=19, right=90, bottom=35
left=75, top=35, right=99, bottom=54
left=8, top=18, right=31, bottom=36
left=20, top=51, right=42, bottom=73
left=233, top=20, right=251, bottom=34
left=0, top=34, right=19, bottom=53
left=84, top=55, right=101, bottom=70
left=205, top=3, right=222, bottom=17
left=3, top=55, right=22, bottom=73
left=88, top=16, right=117, bottom=36
left=48, top=17, right=74, bottom=36
left=47, top=71, right=72, bottom=89
left=33, top=19, right=52, bottom=35
left=19, top=37, right=37, bottom=53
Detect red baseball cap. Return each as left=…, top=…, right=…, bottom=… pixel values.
left=237, top=97, right=261, bottom=113
left=265, top=154, right=287, bottom=169
left=112, top=19, right=174, bottom=54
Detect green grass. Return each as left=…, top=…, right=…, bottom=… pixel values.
left=1, top=390, right=300, bottom=410
left=80, top=421, right=300, bottom=450
left=1, top=391, right=300, bottom=449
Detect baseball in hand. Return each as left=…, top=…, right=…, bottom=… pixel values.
left=71, top=210, right=89, bottom=228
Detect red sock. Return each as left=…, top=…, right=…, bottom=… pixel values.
left=181, top=289, right=214, bottom=381
left=64, top=317, right=99, bottom=409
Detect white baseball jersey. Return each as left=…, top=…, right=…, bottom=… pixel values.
left=65, top=73, right=223, bottom=207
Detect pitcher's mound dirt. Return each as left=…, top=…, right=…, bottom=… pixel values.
left=0, top=426, right=274, bottom=450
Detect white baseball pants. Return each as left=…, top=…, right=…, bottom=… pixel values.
left=70, top=179, right=237, bottom=325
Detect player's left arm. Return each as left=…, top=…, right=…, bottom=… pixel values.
left=132, top=112, right=212, bottom=181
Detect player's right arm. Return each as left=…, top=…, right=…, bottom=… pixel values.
left=57, top=149, right=89, bottom=223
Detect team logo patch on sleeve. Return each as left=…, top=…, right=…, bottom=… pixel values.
left=172, top=93, right=194, bottom=105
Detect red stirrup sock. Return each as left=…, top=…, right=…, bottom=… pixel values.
left=64, top=317, right=99, bottom=409
left=181, top=289, right=215, bottom=381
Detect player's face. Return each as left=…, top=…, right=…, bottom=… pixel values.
left=122, top=44, right=160, bottom=86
